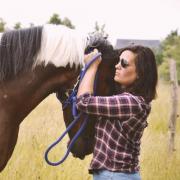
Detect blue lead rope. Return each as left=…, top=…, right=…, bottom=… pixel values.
left=44, top=52, right=102, bottom=166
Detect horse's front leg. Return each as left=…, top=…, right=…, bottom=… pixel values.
left=0, top=117, right=20, bottom=172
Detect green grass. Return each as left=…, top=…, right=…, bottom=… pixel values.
left=140, top=81, right=180, bottom=180
left=0, top=82, right=180, bottom=180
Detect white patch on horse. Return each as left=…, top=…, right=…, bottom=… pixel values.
left=35, top=24, right=87, bottom=68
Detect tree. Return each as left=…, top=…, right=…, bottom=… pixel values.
left=155, top=50, right=163, bottom=66
left=151, top=46, right=164, bottom=67
left=0, top=18, right=6, bottom=32
left=159, top=30, right=180, bottom=83
left=48, top=13, right=75, bottom=29
left=62, top=17, right=75, bottom=29
left=48, top=13, right=62, bottom=25
left=14, top=22, right=21, bottom=30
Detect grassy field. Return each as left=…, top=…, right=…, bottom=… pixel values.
left=0, top=81, right=180, bottom=180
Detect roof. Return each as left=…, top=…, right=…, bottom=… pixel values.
left=115, top=39, right=161, bottom=50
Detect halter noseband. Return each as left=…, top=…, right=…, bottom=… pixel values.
left=44, top=53, right=101, bottom=166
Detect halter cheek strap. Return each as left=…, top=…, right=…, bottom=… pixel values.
left=44, top=53, right=101, bottom=166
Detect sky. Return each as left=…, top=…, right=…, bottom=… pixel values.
left=0, top=0, right=180, bottom=45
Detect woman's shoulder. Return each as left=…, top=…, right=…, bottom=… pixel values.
left=115, top=92, right=151, bottom=109
left=116, top=92, right=143, bottom=100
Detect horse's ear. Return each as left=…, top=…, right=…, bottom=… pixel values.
left=85, top=32, right=109, bottom=52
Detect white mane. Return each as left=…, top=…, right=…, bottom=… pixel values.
left=35, top=24, right=88, bottom=68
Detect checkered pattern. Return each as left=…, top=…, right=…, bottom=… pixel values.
left=76, top=92, right=151, bottom=173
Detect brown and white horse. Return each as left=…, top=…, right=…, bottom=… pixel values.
left=0, top=24, right=119, bottom=171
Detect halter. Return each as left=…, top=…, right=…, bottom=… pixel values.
left=44, top=53, right=102, bottom=166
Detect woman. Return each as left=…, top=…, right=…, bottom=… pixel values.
left=76, top=45, right=158, bottom=180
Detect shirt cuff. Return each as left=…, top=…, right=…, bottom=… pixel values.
left=76, top=93, right=92, bottom=103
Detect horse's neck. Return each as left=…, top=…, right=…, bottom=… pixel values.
left=0, top=64, right=79, bottom=124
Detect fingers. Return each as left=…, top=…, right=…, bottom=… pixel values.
left=93, top=49, right=98, bottom=54
left=84, top=49, right=101, bottom=64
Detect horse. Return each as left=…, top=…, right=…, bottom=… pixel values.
left=0, top=24, right=119, bottom=172
left=0, top=24, right=121, bottom=171
left=57, top=37, right=119, bottom=159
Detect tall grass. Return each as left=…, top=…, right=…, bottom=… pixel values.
left=0, top=81, right=180, bottom=180
left=140, top=81, right=180, bottom=180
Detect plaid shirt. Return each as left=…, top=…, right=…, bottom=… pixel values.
left=76, top=92, right=151, bottom=173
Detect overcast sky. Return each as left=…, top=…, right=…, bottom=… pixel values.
left=0, top=0, right=180, bottom=44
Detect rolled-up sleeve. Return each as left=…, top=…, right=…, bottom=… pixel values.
left=76, top=92, right=143, bottom=120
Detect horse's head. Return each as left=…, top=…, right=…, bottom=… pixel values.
left=86, top=34, right=119, bottom=96
left=57, top=34, right=119, bottom=159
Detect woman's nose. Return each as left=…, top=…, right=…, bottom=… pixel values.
left=115, top=63, right=121, bottom=69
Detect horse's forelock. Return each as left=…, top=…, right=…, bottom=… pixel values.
left=85, top=33, right=118, bottom=65
left=85, top=33, right=110, bottom=53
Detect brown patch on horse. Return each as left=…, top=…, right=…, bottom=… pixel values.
left=0, top=64, right=80, bottom=171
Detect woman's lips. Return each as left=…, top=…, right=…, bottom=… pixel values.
left=115, top=71, right=120, bottom=76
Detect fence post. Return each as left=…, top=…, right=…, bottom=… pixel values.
left=168, top=59, right=178, bottom=153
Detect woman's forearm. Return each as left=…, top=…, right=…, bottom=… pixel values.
left=77, top=66, right=98, bottom=97
left=77, top=49, right=101, bottom=97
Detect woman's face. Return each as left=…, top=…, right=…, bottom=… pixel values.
left=114, top=50, right=138, bottom=88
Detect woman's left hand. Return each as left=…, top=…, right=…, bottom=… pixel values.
left=84, top=49, right=102, bottom=67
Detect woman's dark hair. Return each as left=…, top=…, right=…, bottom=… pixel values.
left=118, top=45, right=158, bottom=102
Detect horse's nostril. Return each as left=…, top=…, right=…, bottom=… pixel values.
left=79, top=155, right=85, bottom=160
left=72, top=153, right=85, bottom=160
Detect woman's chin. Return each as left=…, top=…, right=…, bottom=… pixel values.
left=114, top=76, right=119, bottom=82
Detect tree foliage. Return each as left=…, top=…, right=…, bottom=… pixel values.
left=48, top=13, right=62, bottom=25
left=0, top=18, right=6, bottom=32
left=159, top=30, right=180, bottom=83
left=62, top=17, right=75, bottom=29
left=0, top=13, right=75, bottom=31
left=14, top=22, right=21, bottom=30
left=48, top=13, right=75, bottom=29
left=152, top=46, right=164, bottom=66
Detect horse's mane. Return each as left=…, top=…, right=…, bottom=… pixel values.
left=0, top=24, right=114, bottom=82
left=0, top=26, right=42, bottom=81
left=0, top=24, right=87, bottom=81
left=35, top=24, right=87, bottom=68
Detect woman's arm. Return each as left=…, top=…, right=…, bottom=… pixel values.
left=77, top=49, right=101, bottom=97
left=76, top=93, right=145, bottom=119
